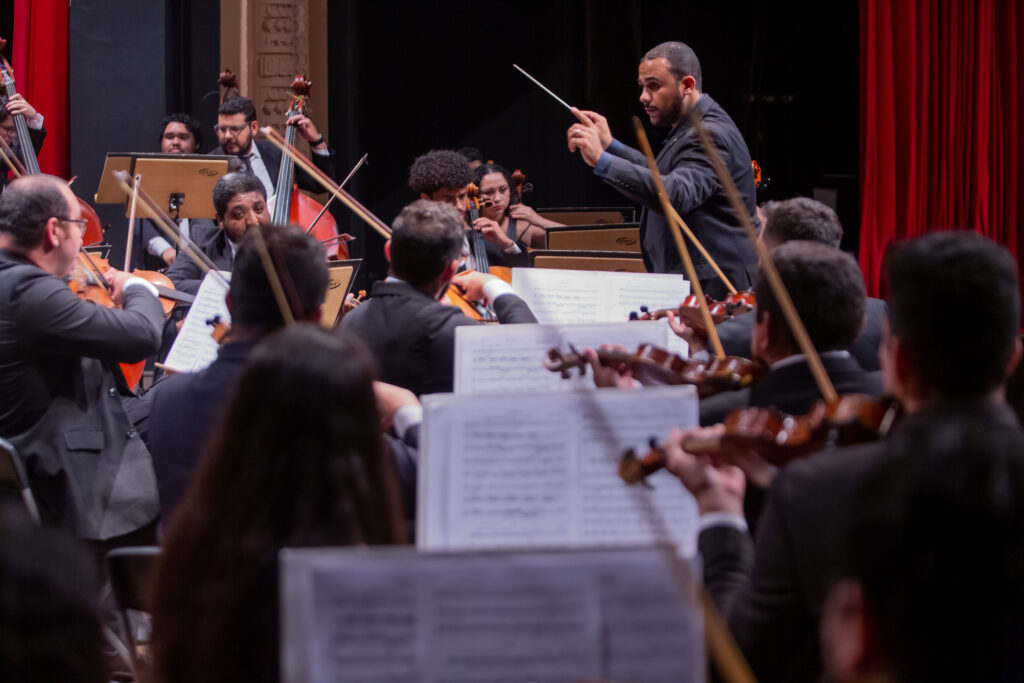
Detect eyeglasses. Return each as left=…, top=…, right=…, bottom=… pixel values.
left=56, top=217, right=88, bottom=233
left=214, top=124, right=250, bottom=136
left=479, top=185, right=510, bottom=198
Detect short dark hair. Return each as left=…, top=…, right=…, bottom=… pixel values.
left=159, top=112, right=203, bottom=152
left=838, top=421, right=1024, bottom=682
left=885, top=231, right=1020, bottom=397
left=457, top=146, right=483, bottom=163
left=217, top=96, right=257, bottom=123
left=389, top=199, right=465, bottom=289
left=643, top=41, right=703, bottom=90
left=212, top=172, right=266, bottom=218
left=762, top=197, right=843, bottom=249
left=0, top=175, right=71, bottom=249
left=229, top=224, right=328, bottom=333
left=756, top=240, right=865, bottom=353
left=408, top=150, right=472, bottom=196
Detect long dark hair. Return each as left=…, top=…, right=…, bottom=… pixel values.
left=149, top=324, right=404, bottom=683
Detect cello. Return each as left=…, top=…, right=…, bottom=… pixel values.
left=270, top=74, right=346, bottom=259
left=0, top=38, right=104, bottom=247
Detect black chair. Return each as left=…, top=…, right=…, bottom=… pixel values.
left=107, top=546, right=162, bottom=680
left=0, top=437, right=40, bottom=522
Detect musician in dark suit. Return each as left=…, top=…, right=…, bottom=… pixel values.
left=568, top=41, right=759, bottom=299
left=149, top=225, right=420, bottom=524
left=663, top=231, right=1022, bottom=682
left=342, top=200, right=537, bottom=396
left=408, top=149, right=519, bottom=268
left=0, top=175, right=164, bottom=542
left=164, top=172, right=270, bottom=295
left=208, top=96, right=336, bottom=200
left=0, top=94, right=45, bottom=197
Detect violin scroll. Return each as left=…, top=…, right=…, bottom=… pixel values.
left=289, top=74, right=312, bottom=98
left=542, top=346, right=588, bottom=379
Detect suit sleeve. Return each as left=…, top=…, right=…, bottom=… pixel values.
left=165, top=252, right=205, bottom=295
left=14, top=275, right=163, bottom=362
left=492, top=294, right=538, bottom=324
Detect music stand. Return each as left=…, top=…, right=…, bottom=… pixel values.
left=94, top=153, right=132, bottom=204
left=126, top=153, right=234, bottom=220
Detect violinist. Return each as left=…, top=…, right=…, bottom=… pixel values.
left=407, top=149, right=512, bottom=268
left=139, top=113, right=218, bottom=269
left=661, top=231, right=1023, bottom=683
left=472, top=162, right=563, bottom=249
left=457, top=145, right=484, bottom=170
left=164, top=172, right=270, bottom=295
left=0, top=175, right=163, bottom=546
left=675, top=197, right=888, bottom=371
left=341, top=199, right=537, bottom=396
left=210, top=95, right=336, bottom=200
left=566, top=41, right=758, bottom=299
left=0, top=93, right=44, bottom=196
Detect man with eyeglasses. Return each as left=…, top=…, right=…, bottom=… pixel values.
left=209, top=96, right=336, bottom=201
left=0, top=174, right=164, bottom=547
left=0, top=94, right=45, bottom=198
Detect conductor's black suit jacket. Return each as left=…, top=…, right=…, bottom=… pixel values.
left=0, top=249, right=164, bottom=539
left=341, top=279, right=538, bottom=396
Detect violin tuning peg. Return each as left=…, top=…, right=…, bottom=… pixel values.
left=648, top=437, right=658, bottom=448
left=629, top=311, right=639, bottom=320
left=640, top=305, right=649, bottom=313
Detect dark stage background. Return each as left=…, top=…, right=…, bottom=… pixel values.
left=58, top=0, right=857, bottom=286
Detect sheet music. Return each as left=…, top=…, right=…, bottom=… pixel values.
left=419, top=386, right=700, bottom=557
left=162, top=271, right=230, bottom=373
left=454, top=321, right=686, bottom=394
left=281, top=546, right=705, bottom=683
left=512, top=268, right=690, bottom=324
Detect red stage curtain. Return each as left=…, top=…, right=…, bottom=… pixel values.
left=13, top=0, right=69, bottom=179
left=859, top=0, right=1024, bottom=298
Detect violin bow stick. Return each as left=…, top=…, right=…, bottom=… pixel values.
left=664, top=203, right=737, bottom=295
left=77, top=248, right=114, bottom=293
left=304, top=152, right=368, bottom=235
left=687, top=109, right=837, bottom=403
left=112, top=171, right=230, bottom=290
left=122, top=174, right=141, bottom=272
left=0, top=137, right=24, bottom=178
left=258, top=127, right=392, bottom=239
left=632, top=117, right=726, bottom=359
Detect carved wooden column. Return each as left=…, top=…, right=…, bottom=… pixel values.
left=220, top=0, right=329, bottom=140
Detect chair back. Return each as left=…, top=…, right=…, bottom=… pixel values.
left=0, top=437, right=40, bottom=522
left=529, top=250, right=647, bottom=273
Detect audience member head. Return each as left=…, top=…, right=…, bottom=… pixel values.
left=0, top=175, right=83, bottom=277
left=882, top=231, right=1021, bottom=406
left=823, top=421, right=1024, bottom=682
left=457, top=146, right=484, bottom=170
left=227, top=224, right=329, bottom=339
left=388, top=199, right=465, bottom=296
left=752, top=240, right=865, bottom=363
left=639, top=41, right=702, bottom=127
left=215, top=96, right=258, bottom=155
left=760, top=197, right=843, bottom=250
left=0, top=505, right=106, bottom=683
left=473, top=162, right=512, bottom=223
left=408, top=150, right=472, bottom=211
left=159, top=113, right=203, bottom=154
left=212, top=172, right=269, bottom=243
left=151, top=323, right=404, bottom=683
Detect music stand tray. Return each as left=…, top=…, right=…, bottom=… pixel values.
left=127, top=153, right=234, bottom=221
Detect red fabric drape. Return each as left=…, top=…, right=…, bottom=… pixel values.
left=859, top=0, right=1024, bottom=298
left=12, top=0, right=69, bottom=179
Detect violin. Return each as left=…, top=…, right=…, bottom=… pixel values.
left=618, top=395, right=900, bottom=484
left=544, top=343, right=765, bottom=398
left=0, top=38, right=105, bottom=247
left=271, top=74, right=346, bottom=260
left=631, top=290, right=756, bottom=336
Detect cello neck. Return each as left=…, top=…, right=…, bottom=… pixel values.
left=0, top=62, right=40, bottom=175
left=271, top=117, right=299, bottom=224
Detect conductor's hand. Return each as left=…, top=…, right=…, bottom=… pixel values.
left=572, top=108, right=612, bottom=148
left=662, top=425, right=746, bottom=516
left=666, top=310, right=707, bottom=354
left=451, top=270, right=498, bottom=305
left=567, top=123, right=605, bottom=168
left=473, top=216, right=515, bottom=250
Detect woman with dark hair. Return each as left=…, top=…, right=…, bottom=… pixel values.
left=149, top=324, right=405, bottom=683
left=472, top=163, right=562, bottom=249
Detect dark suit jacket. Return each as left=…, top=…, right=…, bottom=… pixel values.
left=0, top=249, right=164, bottom=539
left=718, top=297, right=888, bottom=372
left=136, top=218, right=219, bottom=271
left=699, top=353, right=883, bottom=426
left=148, top=339, right=420, bottom=525
left=209, top=139, right=336, bottom=195
left=341, top=279, right=538, bottom=395
left=164, top=228, right=235, bottom=295
left=598, top=95, right=759, bottom=298
left=699, top=398, right=1021, bottom=682
left=0, top=126, right=45, bottom=196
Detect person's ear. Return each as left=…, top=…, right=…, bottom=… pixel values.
left=1006, top=337, right=1023, bottom=381
left=310, top=301, right=324, bottom=324
left=680, top=75, right=697, bottom=94
left=43, top=217, right=62, bottom=249
left=248, top=120, right=259, bottom=135
left=419, top=192, right=431, bottom=202
left=442, top=259, right=459, bottom=283
left=383, top=239, right=391, bottom=262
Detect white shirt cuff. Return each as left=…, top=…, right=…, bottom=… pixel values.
left=312, top=146, right=329, bottom=157
left=393, top=404, right=423, bottom=445
left=503, top=242, right=522, bottom=255
left=147, top=236, right=174, bottom=257
left=482, top=278, right=515, bottom=305
left=698, top=512, right=749, bottom=534
left=123, top=277, right=159, bottom=298
left=27, top=114, right=43, bottom=129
